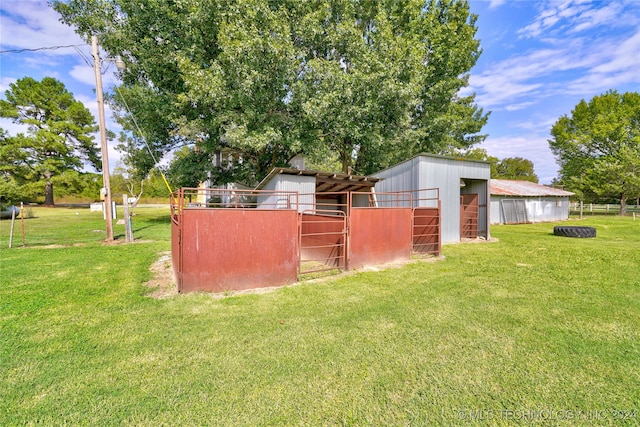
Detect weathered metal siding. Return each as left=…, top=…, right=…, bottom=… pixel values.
left=257, top=174, right=315, bottom=211
left=374, top=155, right=490, bottom=243
left=177, top=209, right=299, bottom=293
left=351, top=192, right=372, bottom=207
left=171, top=215, right=183, bottom=290
left=374, top=157, right=419, bottom=195
left=417, top=156, right=489, bottom=243
left=348, top=207, right=413, bottom=269
left=490, top=196, right=571, bottom=224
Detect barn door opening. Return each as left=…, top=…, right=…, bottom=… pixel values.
left=460, top=194, right=479, bottom=239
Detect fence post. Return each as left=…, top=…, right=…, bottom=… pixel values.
left=123, top=194, right=133, bottom=243
left=20, top=202, right=25, bottom=247
left=8, top=207, right=15, bottom=248
left=580, top=201, right=583, bottom=219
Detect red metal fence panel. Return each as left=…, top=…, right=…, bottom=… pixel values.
left=171, top=217, right=183, bottom=290
left=348, top=207, right=413, bottom=270
left=178, top=209, right=299, bottom=293
left=171, top=187, right=441, bottom=293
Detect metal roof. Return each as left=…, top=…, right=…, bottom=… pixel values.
left=490, top=179, right=574, bottom=197
left=372, top=152, right=490, bottom=177
left=256, top=167, right=381, bottom=193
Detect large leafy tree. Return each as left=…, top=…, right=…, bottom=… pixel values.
left=0, top=77, right=100, bottom=205
left=494, top=157, right=538, bottom=183
left=549, top=90, right=640, bottom=214
left=54, top=0, right=487, bottom=185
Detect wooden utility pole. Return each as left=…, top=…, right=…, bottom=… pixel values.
left=92, top=35, right=114, bottom=241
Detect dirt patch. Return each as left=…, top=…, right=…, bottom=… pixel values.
left=144, top=252, right=445, bottom=300
left=208, top=254, right=446, bottom=299
left=144, top=251, right=177, bottom=299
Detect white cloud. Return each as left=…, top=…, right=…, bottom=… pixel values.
left=505, top=101, right=536, bottom=112
left=512, top=116, right=558, bottom=132
left=471, top=23, right=640, bottom=111
left=569, top=2, right=624, bottom=33
left=489, top=0, right=506, bottom=9
left=480, top=135, right=559, bottom=183
left=518, top=0, right=626, bottom=39
left=0, top=1, right=85, bottom=52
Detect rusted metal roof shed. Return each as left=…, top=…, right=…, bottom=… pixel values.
left=490, top=179, right=574, bottom=224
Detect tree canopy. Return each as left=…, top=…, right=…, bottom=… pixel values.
left=494, top=157, right=538, bottom=183
left=0, top=77, right=100, bottom=205
left=446, top=148, right=538, bottom=182
left=54, top=0, right=488, bottom=186
left=549, top=90, right=640, bottom=213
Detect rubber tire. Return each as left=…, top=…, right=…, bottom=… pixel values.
left=553, top=226, right=596, bottom=238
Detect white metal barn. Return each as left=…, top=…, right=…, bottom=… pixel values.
left=373, top=154, right=491, bottom=244
left=490, top=179, right=574, bottom=224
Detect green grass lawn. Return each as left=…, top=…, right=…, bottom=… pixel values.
left=1, top=217, right=639, bottom=425
left=0, top=206, right=171, bottom=247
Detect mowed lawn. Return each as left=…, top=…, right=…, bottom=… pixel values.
left=1, top=214, right=639, bottom=425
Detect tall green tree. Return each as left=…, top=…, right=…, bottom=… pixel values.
left=54, top=0, right=488, bottom=184
left=549, top=90, right=640, bottom=214
left=494, top=157, right=538, bottom=182
left=0, top=77, right=100, bottom=205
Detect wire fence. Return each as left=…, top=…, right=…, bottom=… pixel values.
left=0, top=204, right=172, bottom=248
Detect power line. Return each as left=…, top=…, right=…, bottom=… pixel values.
left=0, top=44, right=89, bottom=54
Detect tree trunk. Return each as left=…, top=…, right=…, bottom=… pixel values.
left=620, top=194, right=627, bottom=216
left=341, top=151, right=350, bottom=174
left=44, top=181, right=55, bottom=206
left=44, top=171, right=54, bottom=206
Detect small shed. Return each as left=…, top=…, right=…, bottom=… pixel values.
left=373, top=154, right=491, bottom=244
left=255, top=167, right=380, bottom=212
left=490, top=179, right=574, bottom=224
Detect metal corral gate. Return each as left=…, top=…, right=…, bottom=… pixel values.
left=299, top=193, right=348, bottom=275
left=171, top=187, right=441, bottom=293
left=460, top=194, right=479, bottom=238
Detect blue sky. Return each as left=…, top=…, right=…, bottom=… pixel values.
left=1, top=0, right=639, bottom=183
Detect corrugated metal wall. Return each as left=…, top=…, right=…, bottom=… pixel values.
left=257, top=174, right=316, bottom=211
left=374, top=155, right=490, bottom=244
left=490, top=196, right=571, bottom=224
left=375, top=156, right=420, bottom=194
